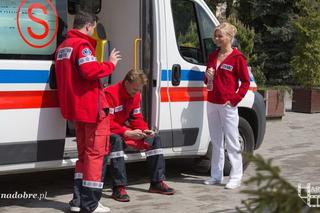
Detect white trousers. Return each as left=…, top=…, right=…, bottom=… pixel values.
left=207, top=102, right=242, bottom=183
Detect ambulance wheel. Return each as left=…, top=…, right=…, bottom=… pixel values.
left=223, top=117, right=255, bottom=176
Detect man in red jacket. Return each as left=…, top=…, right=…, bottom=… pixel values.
left=104, top=69, right=175, bottom=202
left=55, top=11, right=121, bottom=213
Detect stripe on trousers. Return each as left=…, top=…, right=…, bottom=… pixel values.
left=74, top=172, right=83, bottom=179
left=146, top=149, right=163, bottom=157
left=109, top=151, right=125, bottom=159
left=82, top=180, right=104, bottom=189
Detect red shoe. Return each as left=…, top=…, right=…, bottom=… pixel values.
left=112, top=185, right=130, bottom=202
left=148, top=181, right=176, bottom=195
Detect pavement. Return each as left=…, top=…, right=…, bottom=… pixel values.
left=0, top=111, right=320, bottom=213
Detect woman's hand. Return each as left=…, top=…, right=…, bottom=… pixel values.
left=205, top=67, right=215, bottom=80
left=224, top=101, right=232, bottom=107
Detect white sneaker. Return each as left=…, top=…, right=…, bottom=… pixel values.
left=225, top=181, right=241, bottom=189
left=70, top=206, right=81, bottom=212
left=203, top=178, right=222, bottom=185
left=92, top=202, right=111, bottom=213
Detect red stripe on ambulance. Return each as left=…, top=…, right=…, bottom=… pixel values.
left=160, top=87, right=257, bottom=102
left=0, top=91, right=58, bottom=109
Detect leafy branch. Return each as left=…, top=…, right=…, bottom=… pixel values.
left=236, top=154, right=315, bottom=213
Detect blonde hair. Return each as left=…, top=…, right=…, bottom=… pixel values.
left=213, top=22, right=237, bottom=42
left=124, top=69, right=148, bottom=85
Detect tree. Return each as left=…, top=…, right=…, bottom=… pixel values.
left=177, top=21, right=199, bottom=48
left=225, top=0, right=235, bottom=18
left=235, top=0, right=297, bottom=85
left=234, top=0, right=254, bottom=26
left=228, top=16, right=266, bottom=86
left=291, top=0, right=320, bottom=87
left=228, top=16, right=254, bottom=63
left=205, top=0, right=235, bottom=19
left=204, top=0, right=223, bottom=14
left=237, top=154, right=315, bottom=213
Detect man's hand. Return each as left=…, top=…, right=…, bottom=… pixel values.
left=143, top=129, right=156, bottom=138
left=109, top=48, right=122, bottom=66
left=124, top=129, right=146, bottom=140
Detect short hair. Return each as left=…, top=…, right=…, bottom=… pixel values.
left=73, top=11, right=98, bottom=29
left=213, top=22, right=237, bottom=42
left=124, top=69, right=148, bottom=85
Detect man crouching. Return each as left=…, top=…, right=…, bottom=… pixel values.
left=104, top=69, right=175, bottom=202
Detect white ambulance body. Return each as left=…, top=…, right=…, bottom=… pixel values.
left=0, top=0, right=266, bottom=175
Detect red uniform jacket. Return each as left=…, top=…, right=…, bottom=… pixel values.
left=204, top=48, right=250, bottom=106
left=104, top=81, right=150, bottom=149
left=55, top=29, right=115, bottom=123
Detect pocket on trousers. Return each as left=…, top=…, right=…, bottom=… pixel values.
left=225, top=104, right=236, bottom=110
left=93, top=129, right=107, bottom=154
left=95, top=117, right=110, bottom=136
left=95, top=129, right=107, bottom=136
left=93, top=117, right=109, bottom=154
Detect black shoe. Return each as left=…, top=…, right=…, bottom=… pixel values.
left=149, top=181, right=176, bottom=195
left=112, top=185, right=130, bottom=202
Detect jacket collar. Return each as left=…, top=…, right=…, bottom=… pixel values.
left=120, top=81, right=131, bottom=100
left=214, top=47, right=243, bottom=58
left=67, top=29, right=97, bottom=48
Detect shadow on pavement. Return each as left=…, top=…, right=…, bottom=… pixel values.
left=0, top=158, right=210, bottom=211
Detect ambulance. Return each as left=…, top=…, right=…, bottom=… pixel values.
left=0, top=0, right=266, bottom=175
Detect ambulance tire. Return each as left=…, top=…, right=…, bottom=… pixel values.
left=223, top=117, right=255, bottom=176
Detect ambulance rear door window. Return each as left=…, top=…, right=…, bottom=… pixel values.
left=0, top=0, right=67, bottom=60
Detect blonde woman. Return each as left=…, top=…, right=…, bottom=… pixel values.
left=204, top=22, right=250, bottom=189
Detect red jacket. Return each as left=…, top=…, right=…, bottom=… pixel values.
left=204, top=48, right=250, bottom=106
left=55, top=29, right=115, bottom=123
left=104, top=81, right=148, bottom=136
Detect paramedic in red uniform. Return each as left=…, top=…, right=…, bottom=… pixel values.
left=104, top=69, right=175, bottom=202
left=55, top=11, right=121, bottom=213
left=203, top=22, right=250, bottom=189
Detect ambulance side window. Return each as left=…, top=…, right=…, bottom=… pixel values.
left=171, top=0, right=203, bottom=64
left=171, top=0, right=216, bottom=65
left=195, top=4, right=216, bottom=63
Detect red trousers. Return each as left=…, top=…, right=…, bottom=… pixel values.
left=74, top=115, right=110, bottom=184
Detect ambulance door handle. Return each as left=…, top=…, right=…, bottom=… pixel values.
left=171, top=64, right=181, bottom=86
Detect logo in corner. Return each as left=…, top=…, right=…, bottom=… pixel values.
left=298, top=183, right=320, bottom=208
